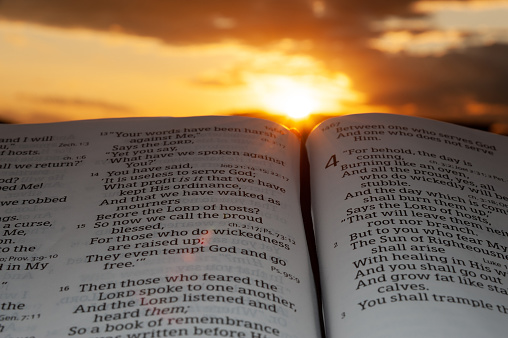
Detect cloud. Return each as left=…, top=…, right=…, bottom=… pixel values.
left=23, top=95, right=134, bottom=113
left=0, top=108, right=67, bottom=124
left=1, top=0, right=507, bottom=118
left=192, top=66, right=247, bottom=88
left=0, top=0, right=419, bottom=45
left=372, top=44, right=508, bottom=106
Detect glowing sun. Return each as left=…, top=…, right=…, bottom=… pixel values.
left=249, top=75, right=323, bottom=119
left=247, top=70, right=358, bottom=119
left=263, top=77, right=321, bottom=118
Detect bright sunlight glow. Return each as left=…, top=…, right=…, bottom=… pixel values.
left=247, top=72, right=358, bottom=119
left=260, top=77, right=321, bottom=118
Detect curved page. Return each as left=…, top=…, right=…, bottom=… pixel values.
left=307, top=113, right=508, bottom=338
left=0, top=116, right=320, bottom=337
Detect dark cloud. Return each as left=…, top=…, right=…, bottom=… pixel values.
left=1, top=0, right=507, bottom=119
left=0, top=108, right=67, bottom=124
left=338, top=43, right=508, bottom=116
left=23, top=95, right=134, bottom=113
left=0, top=0, right=319, bottom=44
left=0, top=0, right=423, bottom=45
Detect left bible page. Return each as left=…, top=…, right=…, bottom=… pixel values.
left=0, top=116, right=320, bottom=338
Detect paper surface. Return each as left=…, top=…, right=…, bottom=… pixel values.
left=0, top=116, right=320, bottom=337
left=308, top=114, right=508, bottom=338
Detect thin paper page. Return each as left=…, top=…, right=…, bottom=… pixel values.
left=0, top=116, right=320, bottom=337
left=307, top=113, right=508, bottom=338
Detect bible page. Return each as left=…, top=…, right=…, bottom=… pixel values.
left=307, top=113, right=508, bottom=337
left=0, top=116, right=320, bottom=337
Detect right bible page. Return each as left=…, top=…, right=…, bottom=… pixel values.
left=306, top=113, right=508, bottom=337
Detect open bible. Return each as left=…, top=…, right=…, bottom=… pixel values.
left=1, top=113, right=508, bottom=337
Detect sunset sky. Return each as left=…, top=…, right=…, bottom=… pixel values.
left=1, top=0, right=508, bottom=128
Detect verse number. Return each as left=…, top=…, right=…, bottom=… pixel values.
left=325, top=154, right=339, bottom=169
